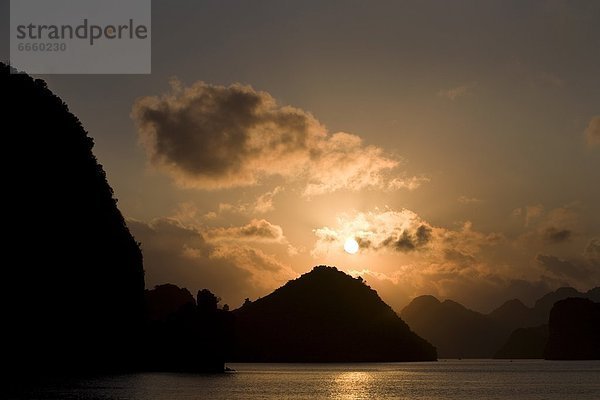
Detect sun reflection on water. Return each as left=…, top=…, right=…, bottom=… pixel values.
left=330, top=371, right=374, bottom=399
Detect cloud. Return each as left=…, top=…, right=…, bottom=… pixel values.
left=535, top=254, right=590, bottom=280
left=387, top=176, right=430, bottom=191
left=536, top=205, right=579, bottom=243
left=584, top=116, right=600, bottom=147
left=382, top=224, right=432, bottom=252
left=311, top=207, right=583, bottom=311
left=253, top=187, right=283, bottom=213
left=208, top=187, right=284, bottom=217
left=312, top=208, right=503, bottom=261
left=443, top=248, right=477, bottom=265
left=310, top=204, right=597, bottom=312
left=312, top=209, right=435, bottom=255
left=128, top=217, right=296, bottom=307
left=534, top=236, right=600, bottom=284
left=513, top=203, right=583, bottom=249
left=437, top=83, right=476, bottom=100
left=525, top=204, right=544, bottom=227
left=458, top=195, right=482, bottom=204
left=202, top=215, right=299, bottom=255
left=207, top=219, right=286, bottom=243
left=308, top=204, right=600, bottom=312
left=132, top=80, right=421, bottom=196
left=542, top=227, right=572, bottom=243
left=513, top=204, right=544, bottom=227
left=584, top=238, right=600, bottom=260
left=301, top=132, right=401, bottom=196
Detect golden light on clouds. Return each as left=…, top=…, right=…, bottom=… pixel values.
left=126, top=50, right=600, bottom=313
left=131, top=80, right=425, bottom=196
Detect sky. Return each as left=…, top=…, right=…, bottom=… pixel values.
left=2, top=0, right=599, bottom=312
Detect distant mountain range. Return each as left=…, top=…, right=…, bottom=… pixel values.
left=400, top=287, right=599, bottom=358
left=144, top=270, right=599, bottom=362
left=232, top=265, right=437, bottom=362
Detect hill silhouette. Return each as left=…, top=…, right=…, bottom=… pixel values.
left=491, top=287, right=599, bottom=330
left=401, top=286, right=599, bottom=358
left=144, top=286, right=234, bottom=372
left=544, top=298, right=600, bottom=360
left=233, top=266, right=436, bottom=362
left=494, top=325, right=548, bottom=359
left=145, top=284, right=196, bottom=321
left=4, top=63, right=145, bottom=377
left=532, top=287, right=582, bottom=324
left=400, top=295, right=505, bottom=358
left=488, top=299, right=532, bottom=333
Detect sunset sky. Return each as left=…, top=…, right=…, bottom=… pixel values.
left=3, top=1, right=599, bottom=312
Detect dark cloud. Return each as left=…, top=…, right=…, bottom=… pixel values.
left=392, top=231, right=417, bottom=251
left=535, top=254, right=590, bottom=280
left=382, top=224, right=432, bottom=253
left=416, top=225, right=433, bottom=245
left=237, top=219, right=283, bottom=239
left=208, top=219, right=285, bottom=243
left=355, top=236, right=373, bottom=249
left=132, top=81, right=421, bottom=195
left=132, top=82, right=318, bottom=187
left=543, top=227, right=573, bottom=243
left=443, top=248, right=477, bottom=265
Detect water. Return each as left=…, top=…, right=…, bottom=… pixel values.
left=14, top=360, right=600, bottom=399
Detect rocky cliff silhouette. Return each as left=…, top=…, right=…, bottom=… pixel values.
left=401, top=286, right=599, bottom=358
left=232, top=266, right=437, bottom=362
left=4, top=63, right=145, bottom=377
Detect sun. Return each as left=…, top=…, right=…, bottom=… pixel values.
left=344, top=238, right=359, bottom=254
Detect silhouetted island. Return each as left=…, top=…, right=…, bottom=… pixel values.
left=494, top=325, right=548, bottom=359
left=145, top=283, right=196, bottom=321
left=4, top=63, right=145, bottom=378
left=144, top=286, right=234, bottom=372
left=488, top=298, right=533, bottom=334
left=4, top=64, right=236, bottom=379
left=232, top=266, right=437, bottom=362
left=544, top=298, right=600, bottom=360
left=532, top=287, right=599, bottom=325
left=493, top=288, right=600, bottom=359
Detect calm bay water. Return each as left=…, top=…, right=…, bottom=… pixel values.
left=14, top=360, right=600, bottom=400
